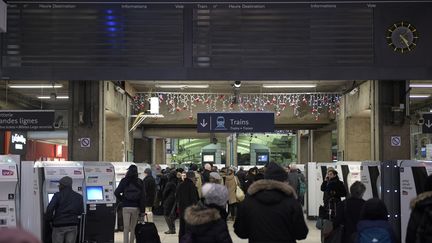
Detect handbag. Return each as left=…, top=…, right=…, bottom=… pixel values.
left=234, top=177, right=245, bottom=202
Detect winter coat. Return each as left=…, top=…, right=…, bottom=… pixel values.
left=184, top=203, right=233, bottom=243
left=236, top=169, right=247, bottom=191
left=320, top=176, right=347, bottom=207
left=203, top=170, right=211, bottom=183
left=333, top=197, right=365, bottom=243
left=162, top=178, right=177, bottom=216
left=114, top=177, right=144, bottom=211
left=406, top=191, right=432, bottom=243
left=225, top=173, right=238, bottom=204
left=176, top=178, right=199, bottom=217
left=234, top=179, right=308, bottom=243
left=287, top=171, right=300, bottom=194
left=45, top=187, right=84, bottom=227
left=143, top=175, right=157, bottom=207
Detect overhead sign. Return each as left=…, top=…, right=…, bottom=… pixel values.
left=422, top=113, right=432, bottom=134
left=197, top=112, right=274, bottom=133
left=0, top=110, right=55, bottom=131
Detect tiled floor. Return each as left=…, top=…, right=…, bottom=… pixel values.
left=114, top=215, right=320, bottom=243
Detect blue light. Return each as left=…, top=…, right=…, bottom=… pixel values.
left=105, top=16, right=116, bottom=20
left=105, top=9, right=113, bottom=14
left=107, top=27, right=117, bottom=32
left=105, top=21, right=117, bottom=26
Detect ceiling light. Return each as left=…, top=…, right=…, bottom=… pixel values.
left=155, top=84, right=209, bottom=89
left=410, top=94, right=431, bottom=98
left=8, top=84, right=63, bottom=89
left=410, top=84, right=432, bottom=88
left=233, top=80, right=241, bottom=88
left=37, top=96, right=69, bottom=99
left=262, top=84, right=317, bottom=88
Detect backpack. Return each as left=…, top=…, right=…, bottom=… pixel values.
left=416, top=205, right=432, bottom=243
left=124, top=180, right=142, bottom=201
left=357, top=220, right=393, bottom=243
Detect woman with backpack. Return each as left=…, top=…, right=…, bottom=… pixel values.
left=356, top=198, right=398, bottom=243
left=114, top=165, right=144, bottom=243
left=406, top=174, right=432, bottom=243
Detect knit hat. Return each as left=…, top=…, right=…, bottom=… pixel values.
left=210, top=172, right=222, bottom=181
left=264, top=162, right=288, bottom=182
left=59, top=176, right=72, bottom=187
left=144, top=168, right=152, bottom=175
left=201, top=183, right=228, bottom=206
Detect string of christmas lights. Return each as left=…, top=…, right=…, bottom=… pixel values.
left=133, top=92, right=341, bottom=121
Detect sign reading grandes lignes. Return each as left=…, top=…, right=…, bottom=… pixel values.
left=0, top=110, right=55, bottom=130
left=197, top=112, right=274, bottom=133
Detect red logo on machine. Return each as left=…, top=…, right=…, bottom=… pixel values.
left=74, top=170, right=82, bottom=175
left=2, top=170, right=14, bottom=176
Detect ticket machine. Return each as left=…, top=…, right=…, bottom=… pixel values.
left=83, top=162, right=116, bottom=243
left=306, top=162, right=335, bottom=218
left=0, top=160, right=18, bottom=228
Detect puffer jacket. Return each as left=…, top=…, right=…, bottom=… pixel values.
left=45, top=187, right=84, bottom=227
left=234, top=179, right=308, bottom=243
left=184, top=202, right=233, bottom=243
left=406, top=191, right=432, bottom=243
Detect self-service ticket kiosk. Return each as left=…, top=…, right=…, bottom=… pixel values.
left=306, top=162, right=335, bottom=218
left=83, top=162, right=116, bottom=243
left=20, top=161, right=85, bottom=242
left=0, top=161, right=18, bottom=228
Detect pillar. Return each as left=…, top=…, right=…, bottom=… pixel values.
left=311, top=130, right=332, bottom=162
left=68, top=81, right=103, bottom=161
left=297, top=131, right=310, bottom=163
left=226, top=134, right=238, bottom=167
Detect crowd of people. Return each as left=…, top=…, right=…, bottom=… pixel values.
left=4, top=162, right=432, bottom=243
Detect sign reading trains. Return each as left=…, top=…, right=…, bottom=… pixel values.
left=0, top=110, right=55, bottom=130
left=197, top=112, right=274, bottom=133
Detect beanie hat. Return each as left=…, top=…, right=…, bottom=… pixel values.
left=264, top=162, right=288, bottom=182
left=59, top=176, right=73, bottom=187
left=201, top=183, right=228, bottom=206
left=209, top=172, right=222, bottom=181
left=144, top=168, right=152, bottom=175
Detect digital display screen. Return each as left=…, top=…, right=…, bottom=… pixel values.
left=48, top=193, right=54, bottom=203
left=203, top=155, right=215, bottom=162
left=86, top=186, right=104, bottom=201
left=421, top=147, right=426, bottom=157
left=257, top=154, right=268, bottom=162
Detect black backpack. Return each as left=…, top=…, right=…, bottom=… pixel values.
left=416, top=205, right=432, bottom=243
left=124, top=180, right=142, bottom=201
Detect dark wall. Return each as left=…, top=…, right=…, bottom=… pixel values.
left=2, top=1, right=432, bottom=80
left=133, top=138, right=152, bottom=163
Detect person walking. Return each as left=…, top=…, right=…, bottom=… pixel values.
left=183, top=183, right=233, bottom=243
left=143, top=168, right=157, bottom=222
left=162, top=170, right=178, bottom=234
left=406, top=174, right=432, bottom=243
left=234, top=162, right=308, bottom=243
left=114, top=165, right=144, bottom=243
left=202, top=163, right=212, bottom=183
left=176, top=171, right=199, bottom=241
left=225, top=167, right=239, bottom=221
left=333, top=181, right=366, bottom=243
left=45, top=176, right=84, bottom=243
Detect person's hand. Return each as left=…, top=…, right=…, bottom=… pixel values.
left=325, top=176, right=329, bottom=181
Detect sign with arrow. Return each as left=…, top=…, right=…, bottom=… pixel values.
left=197, top=112, right=274, bottom=133
left=423, top=113, right=432, bottom=134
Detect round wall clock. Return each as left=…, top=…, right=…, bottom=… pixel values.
left=386, top=21, right=419, bottom=53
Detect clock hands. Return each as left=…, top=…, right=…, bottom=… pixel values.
left=399, top=34, right=410, bottom=47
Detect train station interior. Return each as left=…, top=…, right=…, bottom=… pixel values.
left=1, top=0, right=432, bottom=243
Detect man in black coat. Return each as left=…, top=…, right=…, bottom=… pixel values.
left=176, top=171, right=199, bottom=241
left=320, top=167, right=347, bottom=219
left=143, top=168, right=157, bottom=222
left=234, top=162, right=308, bottom=243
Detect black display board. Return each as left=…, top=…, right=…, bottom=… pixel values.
left=2, top=1, right=432, bottom=80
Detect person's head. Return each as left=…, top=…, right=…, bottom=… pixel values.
left=190, top=163, right=198, bottom=172
left=227, top=167, right=235, bottom=175
left=239, top=166, right=244, bottom=171
left=201, top=183, right=228, bottom=207
left=289, top=164, right=298, bottom=172
left=144, top=168, right=152, bottom=178
left=326, top=167, right=337, bottom=179
left=59, top=176, right=72, bottom=190
left=360, top=198, right=389, bottom=221
left=126, top=165, right=138, bottom=178
left=350, top=181, right=366, bottom=199
left=424, top=174, right=432, bottom=192
left=186, top=171, right=196, bottom=182
left=168, top=170, right=177, bottom=180
left=264, top=162, right=288, bottom=182
left=0, top=227, right=40, bottom=243
left=204, top=163, right=212, bottom=171
left=176, top=171, right=182, bottom=179
left=209, top=172, right=223, bottom=184
left=212, top=166, right=218, bottom=172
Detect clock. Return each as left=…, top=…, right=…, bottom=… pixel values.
left=386, top=21, right=419, bottom=53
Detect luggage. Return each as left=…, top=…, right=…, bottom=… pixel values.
left=135, top=214, right=161, bottom=243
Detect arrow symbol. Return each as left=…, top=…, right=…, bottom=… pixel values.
left=426, top=120, right=432, bottom=128
left=200, top=119, right=208, bottom=128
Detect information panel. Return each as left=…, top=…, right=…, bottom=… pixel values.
left=0, top=110, right=55, bottom=130
left=197, top=112, right=274, bottom=133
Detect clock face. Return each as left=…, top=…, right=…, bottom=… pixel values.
left=386, top=21, right=419, bottom=53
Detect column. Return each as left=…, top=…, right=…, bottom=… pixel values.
left=311, top=130, right=332, bottom=162
left=297, top=131, right=310, bottom=163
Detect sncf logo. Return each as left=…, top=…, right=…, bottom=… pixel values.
left=2, top=170, right=14, bottom=176
left=74, top=170, right=82, bottom=175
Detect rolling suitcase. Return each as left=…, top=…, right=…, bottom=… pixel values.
left=135, top=214, right=161, bottom=243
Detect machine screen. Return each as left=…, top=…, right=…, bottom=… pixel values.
left=257, top=154, right=268, bottom=162
left=86, top=186, right=104, bottom=201
left=203, top=155, right=215, bottom=162
left=48, top=193, right=54, bottom=203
